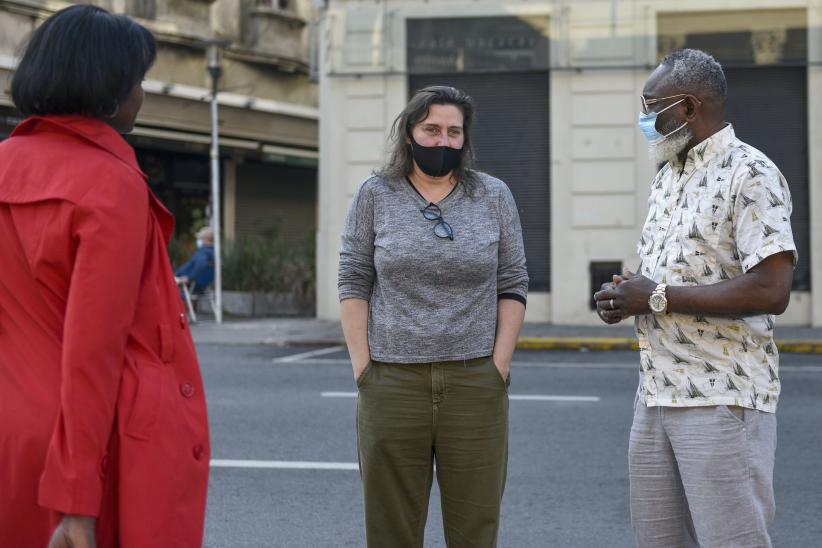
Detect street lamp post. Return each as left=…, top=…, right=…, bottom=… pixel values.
left=206, top=38, right=230, bottom=323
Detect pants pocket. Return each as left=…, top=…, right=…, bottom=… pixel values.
left=356, top=360, right=374, bottom=388
left=489, top=357, right=510, bottom=391
left=718, top=404, right=746, bottom=425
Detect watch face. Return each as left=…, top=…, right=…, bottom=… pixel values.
left=650, top=293, right=666, bottom=312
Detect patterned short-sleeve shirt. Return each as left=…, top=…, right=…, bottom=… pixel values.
left=635, top=124, right=797, bottom=413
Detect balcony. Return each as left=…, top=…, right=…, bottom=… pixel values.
left=241, top=0, right=307, bottom=69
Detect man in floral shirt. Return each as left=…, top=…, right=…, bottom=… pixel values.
left=594, top=49, right=796, bottom=547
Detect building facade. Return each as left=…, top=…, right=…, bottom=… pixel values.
left=316, top=0, right=822, bottom=326
left=0, top=0, right=319, bottom=255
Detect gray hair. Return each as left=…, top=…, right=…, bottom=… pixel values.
left=661, top=49, right=727, bottom=103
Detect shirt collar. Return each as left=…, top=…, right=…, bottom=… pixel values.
left=11, top=115, right=147, bottom=180
left=673, top=123, right=736, bottom=172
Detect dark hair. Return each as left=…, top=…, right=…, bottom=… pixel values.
left=376, top=85, right=478, bottom=191
left=11, top=5, right=156, bottom=117
left=660, top=48, right=727, bottom=104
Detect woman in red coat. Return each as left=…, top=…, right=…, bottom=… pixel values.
left=0, top=6, right=209, bottom=547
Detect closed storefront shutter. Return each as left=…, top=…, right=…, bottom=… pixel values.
left=407, top=16, right=552, bottom=292
left=235, top=161, right=317, bottom=249
left=408, top=72, right=551, bottom=292
left=723, top=66, right=810, bottom=289
left=658, top=10, right=810, bottom=290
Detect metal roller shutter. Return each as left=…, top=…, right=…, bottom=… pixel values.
left=657, top=11, right=811, bottom=290
left=408, top=72, right=551, bottom=291
left=723, top=66, right=810, bottom=290
left=235, top=162, right=317, bottom=248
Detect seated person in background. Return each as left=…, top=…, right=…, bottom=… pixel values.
left=175, top=226, right=215, bottom=293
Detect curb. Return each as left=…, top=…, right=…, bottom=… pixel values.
left=773, top=340, right=822, bottom=354
left=517, top=337, right=639, bottom=351
left=193, top=333, right=822, bottom=354
left=516, top=337, right=822, bottom=354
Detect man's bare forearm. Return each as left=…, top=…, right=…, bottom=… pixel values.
left=667, top=252, right=793, bottom=317
left=667, top=273, right=789, bottom=317
left=594, top=252, right=794, bottom=321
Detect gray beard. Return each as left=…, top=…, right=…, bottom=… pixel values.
left=649, top=126, right=693, bottom=165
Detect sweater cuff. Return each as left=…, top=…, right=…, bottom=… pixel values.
left=38, top=460, right=105, bottom=517
left=498, top=292, right=527, bottom=306
left=338, top=287, right=371, bottom=302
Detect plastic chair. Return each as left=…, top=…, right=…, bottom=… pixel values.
left=178, top=278, right=198, bottom=323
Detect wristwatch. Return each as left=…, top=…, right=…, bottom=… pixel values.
left=648, top=283, right=668, bottom=314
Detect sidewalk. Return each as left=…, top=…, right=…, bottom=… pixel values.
left=190, top=317, right=822, bottom=353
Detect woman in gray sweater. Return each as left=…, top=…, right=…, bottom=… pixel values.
left=338, top=86, right=528, bottom=548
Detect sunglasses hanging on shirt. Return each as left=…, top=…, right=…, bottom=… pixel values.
left=420, top=202, right=454, bottom=240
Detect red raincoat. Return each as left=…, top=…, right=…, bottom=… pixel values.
left=0, top=116, right=210, bottom=547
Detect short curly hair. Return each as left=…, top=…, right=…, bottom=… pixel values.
left=661, top=49, right=727, bottom=103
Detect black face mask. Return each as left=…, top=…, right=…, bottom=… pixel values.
left=410, top=137, right=463, bottom=178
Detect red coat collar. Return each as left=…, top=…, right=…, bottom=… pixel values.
left=11, top=115, right=176, bottom=242
left=12, top=115, right=149, bottom=180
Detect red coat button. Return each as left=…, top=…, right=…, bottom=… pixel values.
left=179, top=313, right=187, bottom=329
left=180, top=383, right=195, bottom=398
left=99, top=454, right=109, bottom=479
left=193, top=444, right=206, bottom=461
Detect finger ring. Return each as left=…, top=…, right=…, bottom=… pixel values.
left=610, top=299, right=615, bottom=310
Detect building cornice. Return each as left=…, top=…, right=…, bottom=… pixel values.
left=0, top=56, right=317, bottom=120
left=0, top=0, right=309, bottom=73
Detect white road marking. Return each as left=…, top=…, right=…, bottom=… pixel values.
left=510, top=395, right=600, bottom=402
left=497, top=361, right=638, bottom=370
left=322, top=391, right=359, bottom=398
left=321, top=391, right=600, bottom=402
left=273, top=346, right=345, bottom=363
left=211, top=459, right=358, bottom=471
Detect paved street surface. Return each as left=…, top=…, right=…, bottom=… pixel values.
left=200, top=345, right=822, bottom=547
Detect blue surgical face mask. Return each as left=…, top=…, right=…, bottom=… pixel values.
left=196, top=238, right=203, bottom=248
left=638, top=98, right=688, bottom=145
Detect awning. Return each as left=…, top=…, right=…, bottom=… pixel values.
left=129, top=126, right=318, bottom=168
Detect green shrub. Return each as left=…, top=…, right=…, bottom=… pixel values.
left=221, top=230, right=315, bottom=298
left=168, top=236, right=193, bottom=271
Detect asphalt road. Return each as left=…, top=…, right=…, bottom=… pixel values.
left=199, top=345, right=822, bottom=547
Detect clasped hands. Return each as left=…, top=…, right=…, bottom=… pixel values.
left=593, top=269, right=657, bottom=324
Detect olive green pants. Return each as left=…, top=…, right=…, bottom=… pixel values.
left=356, top=356, right=509, bottom=548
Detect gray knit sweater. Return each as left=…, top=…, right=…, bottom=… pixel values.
left=338, top=172, right=529, bottom=363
